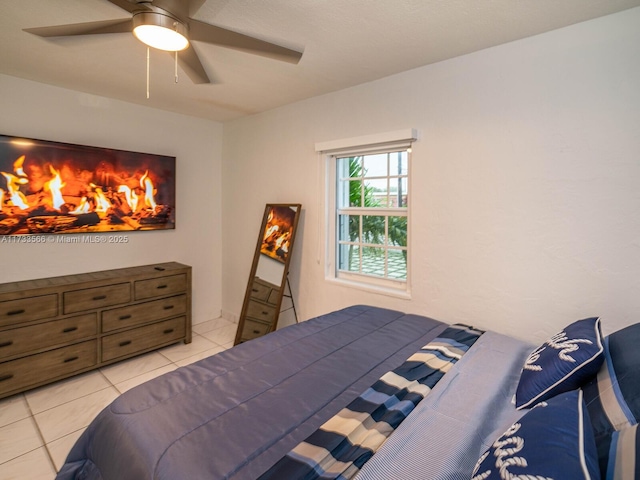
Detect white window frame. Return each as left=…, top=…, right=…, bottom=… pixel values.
left=316, top=129, right=417, bottom=298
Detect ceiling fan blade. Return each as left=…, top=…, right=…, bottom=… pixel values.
left=24, top=19, right=132, bottom=37
left=189, top=19, right=303, bottom=64
left=176, top=46, right=211, bottom=84
left=107, top=0, right=152, bottom=14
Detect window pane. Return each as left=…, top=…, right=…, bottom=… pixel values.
left=348, top=180, right=363, bottom=207
left=361, top=246, right=386, bottom=276
left=362, top=215, right=385, bottom=245
left=347, top=156, right=363, bottom=178
left=387, top=249, right=407, bottom=279
left=389, top=151, right=408, bottom=176
left=388, top=177, right=408, bottom=207
left=363, top=154, right=388, bottom=177
left=388, top=216, right=407, bottom=246
left=338, top=214, right=360, bottom=242
left=372, top=194, right=390, bottom=208
left=338, top=244, right=360, bottom=273
left=363, top=177, right=387, bottom=207
left=337, top=178, right=363, bottom=207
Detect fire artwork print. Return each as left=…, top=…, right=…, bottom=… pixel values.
left=260, top=206, right=297, bottom=263
left=0, top=135, right=176, bottom=236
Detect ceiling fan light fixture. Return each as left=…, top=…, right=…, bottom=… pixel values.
left=132, top=11, right=189, bottom=52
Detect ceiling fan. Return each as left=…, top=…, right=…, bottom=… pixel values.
left=23, top=0, right=303, bottom=85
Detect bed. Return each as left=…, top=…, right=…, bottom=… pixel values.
left=56, top=305, right=639, bottom=480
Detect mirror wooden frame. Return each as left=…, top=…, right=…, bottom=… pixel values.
left=234, top=203, right=301, bottom=345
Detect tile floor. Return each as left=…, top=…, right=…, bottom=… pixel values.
left=0, top=317, right=238, bottom=480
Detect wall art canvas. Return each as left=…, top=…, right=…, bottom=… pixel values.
left=260, top=205, right=299, bottom=263
left=0, top=134, right=176, bottom=235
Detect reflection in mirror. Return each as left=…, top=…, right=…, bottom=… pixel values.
left=256, top=256, right=285, bottom=286
left=234, top=204, right=301, bottom=345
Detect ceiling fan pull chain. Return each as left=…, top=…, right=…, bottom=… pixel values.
left=175, top=51, right=179, bottom=83
left=146, top=46, right=150, bottom=99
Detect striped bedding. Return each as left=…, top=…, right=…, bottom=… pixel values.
left=259, top=324, right=484, bottom=480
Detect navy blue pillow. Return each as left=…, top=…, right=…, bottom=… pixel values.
left=515, top=317, right=604, bottom=409
left=603, top=323, right=640, bottom=422
left=472, top=390, right=600, bottom=480
left=583, top=323, right=640, bottom=477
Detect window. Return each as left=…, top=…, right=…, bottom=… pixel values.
left=317, top=129, right=415, bottom=296
left=336, top=150, right=408, bottom=284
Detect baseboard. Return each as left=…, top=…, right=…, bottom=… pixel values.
left=221, top=309, right=239, bottom=324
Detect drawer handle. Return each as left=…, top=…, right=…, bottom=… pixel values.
left=163, top=305, right=174, bottom=310
left=251, top=288, right=259, bottom=293
left=0, top=341, right=13, bottom=348
left=93, top=295, right=107, bottom=301
left=7, top=309, right=25, bottom=316
left=253, top=330, right=260, bottom=334
left=0, top=374, right=13, bottom=382
left=119, top=314, right=132, bottom=321
left=163, top=328, right=174, bottom=334
left=154, top=267, right=166, bottom=271
left=62, top=327, right=78, bottom=333
left=156, top=285, right=168, bottom=290
left=119, top=340, right=132, bottom=347
left=262, top=311, right=269, bottom=315
left=63, top=356, right=78, bottom=363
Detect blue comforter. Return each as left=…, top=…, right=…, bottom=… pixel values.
left=56, top=305, right=447, bottom=480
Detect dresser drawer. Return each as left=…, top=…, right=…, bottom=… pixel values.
left=0, top=340, right=97, bottom=397
left=267, top=290, right=280, bottom=306
left=101, top=317, right=186, bottom=362
left=64, top=283, right=131, bottom=314
left=246, top=300, right=276, bottom=323
left=249, top=279, right=271, bottom=301
left=134, top=274, right=187, bottom=301
left=0, top=313, right=97, bottom=360
left=0, top=295, right=58, bottom=328
left=102, top=295, right=187, bottom=333
left=241, top=318, right=271, bottom=341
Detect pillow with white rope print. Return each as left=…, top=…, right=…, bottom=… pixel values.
left=472, top=389, right=600, bottom=480
left=515, top=317, right=604, bottom=409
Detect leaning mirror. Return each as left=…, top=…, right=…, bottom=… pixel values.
left=234, top=204, right=301, bottom=344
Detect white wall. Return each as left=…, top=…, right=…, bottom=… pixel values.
left=0, top=75, right=223, bottom=324
left=222, top=8, right=640, bottom=344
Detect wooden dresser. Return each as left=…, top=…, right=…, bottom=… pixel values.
left=236, top=277, right=280, bottom=343
left=0, top=262, right=191, bottom=399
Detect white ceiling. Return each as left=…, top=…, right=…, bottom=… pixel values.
left=1, top=0, right=639, bottom=123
